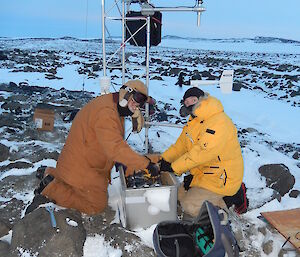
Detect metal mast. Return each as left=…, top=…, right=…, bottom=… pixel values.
left=101, top=0, right=206, bottom=153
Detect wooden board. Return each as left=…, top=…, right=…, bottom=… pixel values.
left=261, top=208, right=300, bottom=252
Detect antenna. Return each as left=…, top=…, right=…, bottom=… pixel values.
left=197, top=0, right=203, bottom=26
left=101, top=0, right=207, bottom=153
left=190, top=70, right=234, bottom=94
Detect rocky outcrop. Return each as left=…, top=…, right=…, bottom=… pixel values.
left=10, top=208, right=86, bottom=257
left=259, top=164, right=295, bottom=196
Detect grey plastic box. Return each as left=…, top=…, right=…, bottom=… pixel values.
left=119, top=168, right=179, bottom=230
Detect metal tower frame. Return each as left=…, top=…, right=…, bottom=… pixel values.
left=101, top=0, right=206, bottom=153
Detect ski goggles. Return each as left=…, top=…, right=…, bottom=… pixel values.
left=132, top=91, right=147, bottom=105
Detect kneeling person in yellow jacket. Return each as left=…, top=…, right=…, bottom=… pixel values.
left=159, top=87, right=244, bottom=217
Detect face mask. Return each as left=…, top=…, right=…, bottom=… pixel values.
left=179, top=105, right=194, bottom=117
left=132, top=91, right=147, bottom=106
left=117, top=103, right=134, bottom=117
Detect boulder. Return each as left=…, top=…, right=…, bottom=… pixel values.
left=232, top=82, right=243, bottom=91
left=0, top=198, right=25, bottom=226
left=292, top=151, right=299, bottom=160
left=0, top=143, right=9, bottom=162
left=10, top=208, right=86, bottom=257
left=289, top=190, right=300, bottom=198
left=0, top=161, right=33, bottom=173
left=262, top=240, right=273, bottom=255
left=258, top=164, right=295, bottom=196
left=0, top=241, right=10, bottom=257
left=0, top=220, right=11, bottom=238
left=0, top=51, right=8, bottom=60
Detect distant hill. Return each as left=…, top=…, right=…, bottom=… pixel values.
left=163, top=35, right=300, bottom=44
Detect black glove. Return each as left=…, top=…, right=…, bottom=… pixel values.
left=183, top=174, right=193, bottom=191
left=146, top=161, right=160, bottom=177
left=159, top=158, right=174, bottom=173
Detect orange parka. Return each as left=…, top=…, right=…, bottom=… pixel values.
left=56, top=93, right=148, bottom=187
left=43, top=93, right=149, bottom=214
left=162, top=96, right=243, bottom=196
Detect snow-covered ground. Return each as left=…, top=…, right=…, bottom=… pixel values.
left=0, top=36, right=300, bottom=256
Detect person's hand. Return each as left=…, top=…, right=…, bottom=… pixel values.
left=183, top=174, right=193, bottom=191
left=146, top=161, right=160, bottom=178
left=159, top=158, right=174, bottom=173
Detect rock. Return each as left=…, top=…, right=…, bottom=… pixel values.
left=82, top=207, right=155, bottom=257
left=0, top=241, right=10, bottom=257
left=0, top=51, right=8, bottom=60
left=245, top=127, right=258, bottom=133
left=258, top=164, right=295, bottom=196
left=290, top=90, right=300, bottom=97
left=257, top=226, right=267, bottom=236
left=10, top=208, right=86, bottom=257
left=9, top=82, right=18, bottom=88
left=0, top=198, right=25, bottom=226
left=0, top=143, right=9, bottom=162
left=292, top=151, right=299, bottom=160
left=169, top=67, right=181, bottom=76
left=262, top=240, right=273, bottom=255
left=253, top=86, right=265, bottom=92
left=278, top=249, right=286, bottom=257
left=201, top=70, right=212, bottom=78
left=152, top=75, right=163, bottom=81
left=102, top=224, right=155, bottom=257
left=232, top=82, right=243, bottom=91
left=48, top=68, right=57, bottom=74
left=289, top=190, right=300, bottom=198
left=0, top=101, right=23, bottom=114
left=0, top=220, right=11, bottom=238
left=156, top=111, right=169, bottom=122
left=19, top=81, right=29, bottom=87
left=191, top=70, right=202, bottom=80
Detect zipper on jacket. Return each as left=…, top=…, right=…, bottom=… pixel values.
left=185, top=132, right=194, bottom=144
left=220, top=170, right=227, bottom=186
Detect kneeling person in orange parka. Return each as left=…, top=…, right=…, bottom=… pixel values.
left=26, top=80, right=159, bottom=215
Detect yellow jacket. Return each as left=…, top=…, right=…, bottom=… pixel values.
left=162, top=96, right=243, bottom=196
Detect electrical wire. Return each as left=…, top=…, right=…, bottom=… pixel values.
left=82, top=0, right=89, bottom=92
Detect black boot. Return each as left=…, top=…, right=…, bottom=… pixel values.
left=36, top=166, right=47, bottom=180
left=25, top=175, right=55, bottom=215
left=34, top=174, right=54, bottom=195
left=25, top=194, right=52, bottom=215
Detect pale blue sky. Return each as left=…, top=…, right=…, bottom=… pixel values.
left=0, top=0, right=299, bottom=40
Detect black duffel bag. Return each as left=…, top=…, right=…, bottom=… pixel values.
left=153, top=201, right=239, bottom=257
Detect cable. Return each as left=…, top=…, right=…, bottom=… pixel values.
left=82, top=0, right=89, bottom=93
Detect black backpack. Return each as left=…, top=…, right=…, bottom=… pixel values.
left=153, top=201, right=239, bottom=257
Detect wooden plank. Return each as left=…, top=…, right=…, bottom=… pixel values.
left=261, top=208, right=300, bottom=252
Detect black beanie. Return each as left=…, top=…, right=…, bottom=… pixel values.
left=183, top=87, right=204, bottom=101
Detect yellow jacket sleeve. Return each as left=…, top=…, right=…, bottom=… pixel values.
left=172, top=121, right=230, bottom=175
left=161, top=128, right=187, bottom=163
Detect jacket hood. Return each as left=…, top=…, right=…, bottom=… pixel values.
left=192, top=95, right=224, bottom=121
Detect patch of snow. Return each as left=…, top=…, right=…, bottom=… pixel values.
left=66, top=218, right=78, bottom=227
left=133, top=224, right=157, bottom=249
left=17, top=247, right=38, bottom=257
left=0, top=230, right=12, bottom=244
left=83, top=234, right=122, bottom=257
left=0, top=159, right=57, bottom=180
